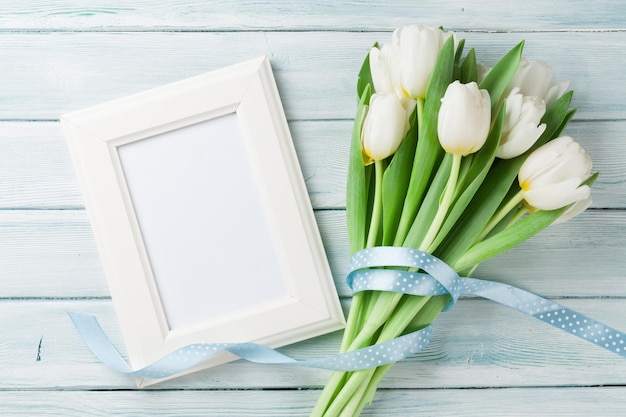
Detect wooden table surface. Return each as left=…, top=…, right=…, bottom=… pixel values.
left=1, top=1, right=625, bottom=415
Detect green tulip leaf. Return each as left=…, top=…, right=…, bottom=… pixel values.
left=453, top=207, right=566, bottom=272
left=435, top=158, right=516, bottom=266
left=403, top=153, right=453, bottom=249
left=453, top=38, right=466, bottom=80
left=381, top=109, right=419, bottom=245
left=346, top=84, right=372, bottom=254
left=460, top=48, right=478, bottom=84
left=537, top=91, right=574, bottom=146
left=482, top=183, right=523, bottom=239
left=553, top=108, right=577, bottom=139
left=357, top=43, right=378, bottom=98
left=479, top=41, right=524, bottom=112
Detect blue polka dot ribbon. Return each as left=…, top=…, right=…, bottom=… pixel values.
left=69, top=246, right=626, bottom=380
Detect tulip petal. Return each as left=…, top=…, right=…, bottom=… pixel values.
left=545, top=81, right=570, bottom=107
left=518, top=136, right=574, bottom=186
left=397, top=25, right=443, bottom=99
left=523, top=180, right=590, bottom=210
left=554, top=196, right=592, bottom=224
left=497, top=122, right=546, bottom=159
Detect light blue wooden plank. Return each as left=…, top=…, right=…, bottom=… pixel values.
left=0, top=388, right=625, bottom=416
left=0, top=32, right=624, bottom=120
left=0, top=209, right=623, bottom=298
left=1, top=1, right=624, bottom=31
left=3, top=298, right=626, bottom=390
left=0, top=120, right=623, bottom=209
left=0, top=122, right=79, bottom=209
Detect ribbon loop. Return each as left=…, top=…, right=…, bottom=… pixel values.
left=348, top=247, right=463, bottom=310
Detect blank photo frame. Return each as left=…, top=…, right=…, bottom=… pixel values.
left=61, top=57, right=345, bottom=387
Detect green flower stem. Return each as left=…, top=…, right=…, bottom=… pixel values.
left=353, top=363, right=394, bottom=416
left=311, top=160, right=385, bottom=417
left=320, top=154, right=462, bottom=415
left=348, top=159, right=384, bottom=346
left=377, top=295, right=431, bottom=341
left=423, top=152, right=462, bottom=253
left=347, top=292, right=403, bottom=349
left=324, top=368, right=377, bottom=416
left=465, top=203, right=529, bottom=278
left=338, top=375, right=372, bottom=417
left=341, top=160, right=385, bottom=352
left=310, top=371, right=345, bottom=417
left=475, top=190, right=524, bottom=243
left=366, top=159, right=385, bottom=248
left=393, top=97, right=425, bottom=246
left=506, top=205, right=529, bottom=228
left=311, top=292, right=402, bottom=417
left=361, top=291, right=380, bottom=324
left=313, top=291, right=400, bottom=417
left=340, top=292, right=364, bottom=353
left=330, top=295, right=449, bottom=416
left=343, top=159, right=385, bottom=350
left=361, top=295, right=450, bottom=401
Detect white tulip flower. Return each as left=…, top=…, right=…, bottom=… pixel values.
left=519, top=136, right=592, bottom=211
left=361, top=93, right=409, bottom=164
left=496, top=88, right=547, bottom=159
left=476, top=61, right=490, bottom=84
left=437, top=81, right=491, bottom=156
left=393, top=25, right=444, bottom=99
left=369, top=43, right=400, bottom=95
left=507, top=59, right=569, bottom=106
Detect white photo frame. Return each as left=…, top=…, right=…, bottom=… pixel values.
left=61, top=56, right=345, bottom=387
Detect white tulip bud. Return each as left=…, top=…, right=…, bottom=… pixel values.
left=361, top=93, right=409, bottom=164
left=437, top=81, right=491, bottom=156
left=519, top=136, right=592, bottom=211
left=369, top=43, right=400, bottom=95
left=393, top=25, right=444, bottom=99
left=496, top=88, right=547, bottom=159
left=506, top=59, right=568, bottom=106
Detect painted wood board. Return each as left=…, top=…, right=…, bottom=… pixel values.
left=0, top=32, right=624, bottom=120
left=3, top=298, right=626, bottom=390
left=0, top=120, right=624, bottom=210
left=0, top=209, right=624, bottom=298
left=0, top=388, right=625, bottom=416
left=0, top=1, right=623, bottom=31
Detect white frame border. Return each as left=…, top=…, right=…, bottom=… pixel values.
left=61, top=56, right=345, bottom=387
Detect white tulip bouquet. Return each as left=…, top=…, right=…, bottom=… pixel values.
left=311, top=25, right=596, bottom=416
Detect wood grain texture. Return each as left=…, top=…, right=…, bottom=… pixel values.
left=1, top=388, right=625, bottom=416
left=0, top=31, right=625, bottom=120
left=1, top=1, right=625, bottom=415
left=0, top=1, right=624, bottom=31
left=0, top=120, right=624, bottom=210
left=0, top=209, right=624, bottom=298
left=2, top=298, right=626, bottom=391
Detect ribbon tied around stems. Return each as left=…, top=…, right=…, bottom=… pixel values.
left=70, top=247, right=626, bottom=380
